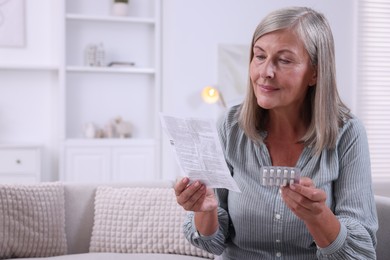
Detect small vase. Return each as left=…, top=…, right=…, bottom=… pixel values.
left=111, top=3, right=129, bottom=16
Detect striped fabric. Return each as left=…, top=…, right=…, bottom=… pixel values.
left=184, top=105, right=378, bottom=260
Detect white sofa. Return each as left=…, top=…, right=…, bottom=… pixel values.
left=375, top=195, right=390, bottom=260
left=1, top=182, right=389, bottom=260
left=373, top=180, right=390, bottom=197
left=0, top=181, right=214, bottom=260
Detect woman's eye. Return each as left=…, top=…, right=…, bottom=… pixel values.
left=279, top=59, right=289, bottom=64
left=256, top=55, right=266, bottom=61
left=279, top=59, right=291, bottom=64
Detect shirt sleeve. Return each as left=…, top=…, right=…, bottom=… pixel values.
left=316, top=118, right=378, bottom=259
left=183, top=204, right=230, bottom=255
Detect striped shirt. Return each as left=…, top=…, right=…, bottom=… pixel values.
left=184, top=105, right=378, bottom=260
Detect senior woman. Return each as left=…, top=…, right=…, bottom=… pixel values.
left=175, top=6, right=377, bottom=260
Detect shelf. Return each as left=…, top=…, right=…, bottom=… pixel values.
left=66, top=13, right=155, bottom=25
left=0, top=64, right=59, bottom=71
left=0, top=143, right=43, bottom=148
left=64, top=138, right=155, bottom=147
left=66, top=66, right=155, bottom=74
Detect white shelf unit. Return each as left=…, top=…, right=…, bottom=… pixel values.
left=60, top=0, right=161, bottom=183
left=0, top=144, right=42, bottom=184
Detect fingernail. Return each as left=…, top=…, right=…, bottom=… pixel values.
left=290, top=184, right=296, bottom=190
left=182, top=177, right=188, bottom=183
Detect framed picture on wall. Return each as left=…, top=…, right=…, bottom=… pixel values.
left=0, top=0, right=25, bottom=47
left=217, top=44, right=250, bottom=107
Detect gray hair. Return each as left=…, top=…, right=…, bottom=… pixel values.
left=238, top=6, right=350, bottom=155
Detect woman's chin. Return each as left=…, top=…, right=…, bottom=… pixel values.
left=257, top=100, right=274, bottom=110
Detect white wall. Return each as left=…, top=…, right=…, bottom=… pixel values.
left=0, top=0, right=60, bottom=181
left=161, top=0, right=357, bottom=180
left=0, top=0, right=59, bottom=66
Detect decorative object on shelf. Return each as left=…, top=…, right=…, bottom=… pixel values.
left=113, top=116, right=132, bottom=138
left=84, top=44, right=96, bottom=66
left=84, top=122, right=98, bottom=138
left=84, top=122, right=104, bottom=138
left=201, top=86, right=226, bottom=108
left=0, top=0, right=25, bottom=47
left=84, top=42, right=105, bottom=67
left=111, top=0, right=129, bottom=17
left=84, top=122, right=106, bottom=139
left=95, top=43, right=105, bottom=66
left=84, top=117, right=132, bottom=139
left=103, top=120, right=116, bottom=138
left=108, top=61, right=135, bottom=68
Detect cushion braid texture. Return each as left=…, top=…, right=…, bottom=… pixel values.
left=89, top=186, right=214, bottom=258
left=0, top=182, right=67, bottom=259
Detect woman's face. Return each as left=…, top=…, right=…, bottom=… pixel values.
left=250, top=29, right=317, bottom=112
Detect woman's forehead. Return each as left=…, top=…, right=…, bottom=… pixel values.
left=254, top=31, right=306, bottom=53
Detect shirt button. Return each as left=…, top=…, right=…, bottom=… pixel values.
left=275, top=214, right=281, bottom=220
left=276, top=239, right=281, bottom=243
left=276, top=252, right=282, bottom=257
left=194, top=231, right=200, bottom=239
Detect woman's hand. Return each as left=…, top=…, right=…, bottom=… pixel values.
left=281, top=177, right=327, bottom=223
left=281, top=177, right=340, bottom=247
left=174, top=177, right=218, bottom=212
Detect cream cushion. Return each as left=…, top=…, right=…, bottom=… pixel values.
left=0, top=182, right=67, bottom=258
left=89, top=186, right=213, bottom=259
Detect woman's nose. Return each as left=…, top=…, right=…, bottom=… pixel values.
left=260, top=60, right=275, bottom=79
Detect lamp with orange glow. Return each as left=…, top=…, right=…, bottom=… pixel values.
left=201, top=86, right=226, bottom=108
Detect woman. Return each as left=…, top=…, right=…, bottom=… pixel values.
left=174, top=6, right=377, bottom=259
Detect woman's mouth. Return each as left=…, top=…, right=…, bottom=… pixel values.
left=259, top=84, right=279, bottom=92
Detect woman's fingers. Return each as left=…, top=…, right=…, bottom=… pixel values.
left=299, top=177, right=316, bottom=188
left=290, top=183, right=326, bottom=203
left=281, top=179, right=327, bottom=221
left=174, top=177, right=207, bottom=211
left=174, top=177, right=190, bottom=196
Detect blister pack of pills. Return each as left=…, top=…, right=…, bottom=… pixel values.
left=261, top=166, right=301, bottom=187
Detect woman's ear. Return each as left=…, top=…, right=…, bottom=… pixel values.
left=309, top=66, right=317, bottom=87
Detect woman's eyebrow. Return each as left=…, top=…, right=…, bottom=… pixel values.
left=253, top=45, right=264, bottom=52
left=253, top=45, right=296, bottom=55
left=277, top=49, right=297, bottom=56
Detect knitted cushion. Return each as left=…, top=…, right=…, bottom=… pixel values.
left=89, top=186, right=213, bottom=258
left=0, top=182, right=67, bottom=259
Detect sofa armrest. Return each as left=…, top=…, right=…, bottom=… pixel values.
left=375, top=195, right=390, bottom=260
